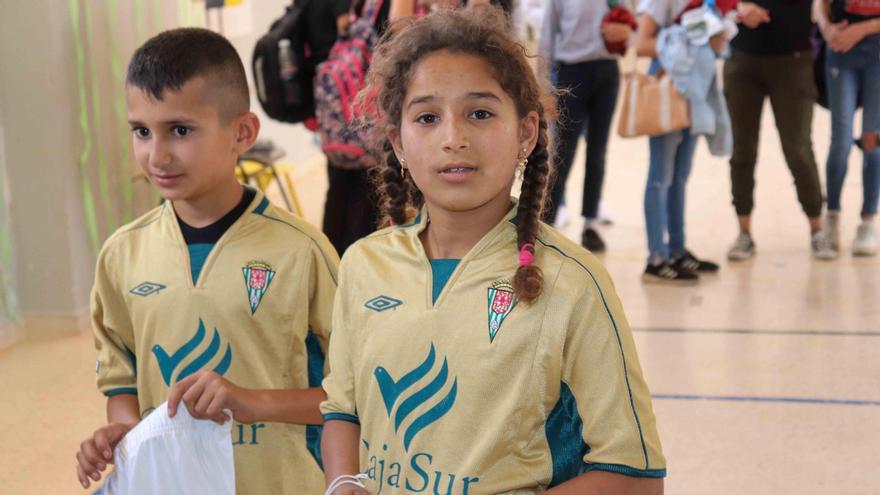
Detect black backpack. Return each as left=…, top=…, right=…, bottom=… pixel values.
left=252, top=0, right=315, bottom=124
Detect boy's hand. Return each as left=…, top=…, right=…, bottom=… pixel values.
left=167, top=370, right=259, bottom=424
left=76, top=422, right=132, bottom=489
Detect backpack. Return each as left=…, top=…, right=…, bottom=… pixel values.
left=252, top=0, right=315, bottom=124
left=314, top=0, right=385, bottom=170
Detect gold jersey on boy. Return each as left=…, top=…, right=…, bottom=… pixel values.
left=322, top=204, right=666, bottom=495
left=93, top=191, right=337, bottom=494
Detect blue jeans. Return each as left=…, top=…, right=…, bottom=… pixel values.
left=645, top=129, right=698, bottom=261
left=825, top=34, right=880, bottom=217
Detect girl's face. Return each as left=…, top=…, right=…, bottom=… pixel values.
left=389, top=50, right=538, bottom=218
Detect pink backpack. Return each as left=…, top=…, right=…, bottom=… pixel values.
left=314, top=0, right=385, bottom=170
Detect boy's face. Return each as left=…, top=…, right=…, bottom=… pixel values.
left=126, top=77, right=250, bottom=203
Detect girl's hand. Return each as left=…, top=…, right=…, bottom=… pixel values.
left=602, top=22, right=633, bottom=44
left=167, top=370, right=258, bottom=424
left=820, top=19, right=848, bottom=44
left=829, top=23, right=866, bottom=53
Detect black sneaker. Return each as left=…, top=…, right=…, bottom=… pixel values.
left=672, top=250, right=719, bottom=273
left=581, top=227, right=606, bottom=253
left=642, top=261, right=699, bottom=285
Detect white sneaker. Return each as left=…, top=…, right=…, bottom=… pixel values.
left=727, top=231, right=756, bottom=261
left=853, top=221, right=878, bottom=256
left=812, top=230, right=839, bottom=260
left=826, top=211, right=840, bottom=250
left=597, top=203, right=614, bottom=225
left=553, top=204, right=570, bottom=229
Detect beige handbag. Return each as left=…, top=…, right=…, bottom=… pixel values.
left=617, top=53, right=691, bottom=138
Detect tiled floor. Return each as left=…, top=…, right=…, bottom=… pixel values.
left=2, top=98, right=878, bottom=493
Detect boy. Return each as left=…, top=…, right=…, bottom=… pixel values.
left=74, top=28, right=337, bottom=494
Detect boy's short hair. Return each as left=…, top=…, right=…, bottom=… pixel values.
left=126, top=27, right=249, bottom=122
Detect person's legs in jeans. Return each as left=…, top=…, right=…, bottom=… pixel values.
left=859, top=47, right=880, bottom=219
left=645, top=131, right=681, bottom=262
left=582, top=60, right=620, bottom=222
left=852, top=41, right=880, bottom=254
left=667, top=129, right=697, bottom=259
left=825, top=46, right=860, bottom=216
left=767, top=51, right=824, bottom=229
left=544, top=62, right=590, bottom=223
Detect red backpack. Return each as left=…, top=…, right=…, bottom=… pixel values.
left=314, top=0, right=385, bottom=170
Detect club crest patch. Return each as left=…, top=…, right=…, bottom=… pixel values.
left=487, top=279, right=517, bottom=342
left=242, top=261, right=275, bottom=314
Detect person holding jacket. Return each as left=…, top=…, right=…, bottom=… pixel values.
left=634, top=0, right=727, bottom=284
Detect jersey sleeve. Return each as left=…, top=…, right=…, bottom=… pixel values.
left=92, top=242, right=138, bottom=397
left=307, top=235, right=340, bottom=377
left=560, top=259, right=666, bottom=478
left=319, top=254, right=359, bottom=424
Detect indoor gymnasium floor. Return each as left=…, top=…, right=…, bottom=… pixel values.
left=1, top=100, right=878, bottom=494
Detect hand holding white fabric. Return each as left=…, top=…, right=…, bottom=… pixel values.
left=94, top=401, right=235, bottom=495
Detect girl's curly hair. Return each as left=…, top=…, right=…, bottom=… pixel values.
left=360, top=6, right=556, bottom=303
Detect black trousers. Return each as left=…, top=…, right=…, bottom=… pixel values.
left=544, top=59, right=621, bottom=223
left=322, top=163, right=378, bottom=256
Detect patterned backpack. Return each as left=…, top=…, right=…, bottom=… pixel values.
left=314, top=0, right=385, bottom=170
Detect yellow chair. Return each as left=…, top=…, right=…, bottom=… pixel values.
left=235, top=144, right=303, bottom=216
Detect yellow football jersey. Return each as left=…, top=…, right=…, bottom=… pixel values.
left=322, top=204, right=665, bottom=495
left=92, top=190, right=338, bottom=495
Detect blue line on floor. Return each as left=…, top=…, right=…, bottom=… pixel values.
left=634, top=327, right=880, bottom=337
left=653, top=394, right=880, bottom=406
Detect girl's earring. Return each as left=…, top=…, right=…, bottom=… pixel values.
left=399, top=156, right=407, bottom=179
left=516, top=149, right=528, bottom=180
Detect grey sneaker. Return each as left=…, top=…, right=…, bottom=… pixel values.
left=727, top=231, right=755, bottom=261
left=826, top=211, right=840, bottom=250
left=853, top=221, right=878, bottom=256
left=812, top=230, right=839, bottom=260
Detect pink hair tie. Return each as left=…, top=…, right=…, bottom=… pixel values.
left=519, top=243, right=535, bottom=267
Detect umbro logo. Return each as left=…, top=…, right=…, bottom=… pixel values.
left=129, top=282, right=166, bottom=297
left=364, top=295, right=403, bottom=312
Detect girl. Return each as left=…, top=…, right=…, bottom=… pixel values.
left=321, top=7, right=665, bottom=495
left=815, top=0, right=880, bottom=256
